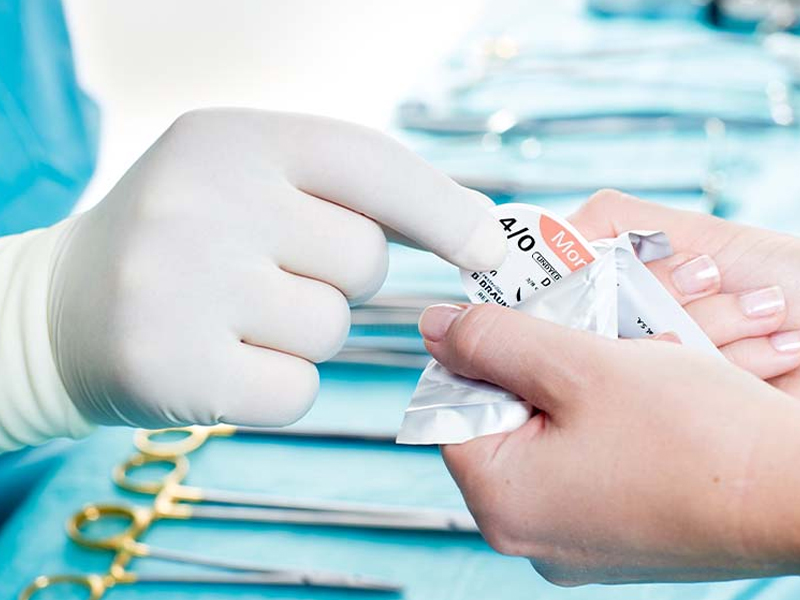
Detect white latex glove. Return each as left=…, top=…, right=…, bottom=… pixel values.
left=0, top=109, right=506, bottom=450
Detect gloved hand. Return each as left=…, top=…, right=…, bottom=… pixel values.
left=0, top=109, right=506, bottom=449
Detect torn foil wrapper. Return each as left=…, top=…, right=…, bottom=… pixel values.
left=396, top=230, right=719, bottom=445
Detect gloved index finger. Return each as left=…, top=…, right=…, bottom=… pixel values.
left=273, top=114, right=507, bottom=272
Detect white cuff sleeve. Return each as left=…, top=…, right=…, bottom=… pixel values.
left=0, top=219, right=94, bottom=452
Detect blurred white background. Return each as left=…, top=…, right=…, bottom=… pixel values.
left=63, top=0, right=487, bottom=211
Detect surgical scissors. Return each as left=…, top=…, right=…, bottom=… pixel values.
left=350, top=294, right=463, bottom=324
left=398, top=104, right=791, bottom=137
left=332, top=294, right=460, bottom=366
left=135, top=424, right=401, bottom=458
left=20, top=570, right=399, bottom=600
left=112, top=452, right=479, bottom=533
left=450, top=173, right=706, bottom=198
left=330, top=348, right=431, bottom=369
left=18, top=504, right=401, bottom=599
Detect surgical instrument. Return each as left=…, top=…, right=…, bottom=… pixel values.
left=135, top=424, right=401, bottom=458
left=451, top=173, right=706, bottom=198
left=330, top=348, right=431, bottom=369
left=333, top=294, right=460, bottom=365
left=397, top=105, right=792, bottom=138
left=18, top=503, right=401, bottom=599
left=20, top=570, right=400, bottom=600
left=113, top=452, right=479, bottom=533
left=67, top=504, right=402, bottom=588
left=478, top=32, right=724, bottom=64
left=70, top=496, right=479, bottom=538
left=350, top=294, right=463, bottom=324
left=346, top=293, right=461, bottom=337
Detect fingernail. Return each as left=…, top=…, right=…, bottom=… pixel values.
left=419, top=304, right=465, bottom=342
left=770, top=330, right=800, bottom=353
left=670, top=255, right=720, bottom=296
left=738, top=286, right=785, bottom=319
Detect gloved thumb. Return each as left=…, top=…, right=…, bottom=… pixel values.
left=418, top=303, right=608, bottom=420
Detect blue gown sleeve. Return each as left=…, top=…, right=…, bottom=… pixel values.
left=0, top=0, right=99, bottom=236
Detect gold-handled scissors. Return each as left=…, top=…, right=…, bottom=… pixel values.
left=115, top=452, right=478, bottom=529
left=17, top=503, right=402, bottom=599
left=63, top=504, right=405, bottom=581
left=20, top=570, right=401, bottom=600
left=112, top=452, right=479, bottom=533
left=135, top=424, right=400, bottom=458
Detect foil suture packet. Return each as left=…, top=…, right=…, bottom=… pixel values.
left=397, top=203, right=718, bottom=445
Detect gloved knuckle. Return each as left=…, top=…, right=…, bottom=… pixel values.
left=164, top=108, right=245, bottom=154
left=338, top=118, right=394, bottom=152
left=168, top=109, right=209, bottom=137
left=307, top=289, right=351, bottom=362
left=343, top=220, right=388, bottom=301
left=345, top=266, right=387, bottom=304
left=275, top=361, right=320, bottom=425
left=169, top=108, right=224, bottom=132
left=356, top=217, right=388, bottom=256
